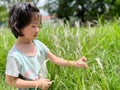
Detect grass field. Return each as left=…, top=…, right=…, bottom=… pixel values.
left=0, top=19, right=120, bottom=90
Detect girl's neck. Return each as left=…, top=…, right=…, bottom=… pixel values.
left=15, top=37, right=36, bottom=56
left=16, top=37, right=33, bottom=45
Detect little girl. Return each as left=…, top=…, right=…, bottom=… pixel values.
left=5, top=2, right=88, bottom=90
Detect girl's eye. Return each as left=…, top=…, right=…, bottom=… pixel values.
left=32, top=26, right=36, bottom=28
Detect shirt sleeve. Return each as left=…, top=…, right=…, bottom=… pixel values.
left=35, top=40, right=50, bottom=57
left=5, top=55, right=20, bottom=77
left=40, top=42, right=50, bottom=55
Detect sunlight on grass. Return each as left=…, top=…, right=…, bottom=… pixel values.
left=0, top=19, right=120, bottom=90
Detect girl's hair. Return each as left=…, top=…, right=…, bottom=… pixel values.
left=8, top=2, right=41, bottom=38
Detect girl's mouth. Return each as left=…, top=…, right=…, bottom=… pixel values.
left=34, top=34, right=38, bottom=37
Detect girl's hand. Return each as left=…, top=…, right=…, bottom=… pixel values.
left=37, top=79, right=51, bottom=90
left=74, top=56, right=88, bottom=68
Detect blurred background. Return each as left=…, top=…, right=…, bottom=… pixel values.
left=0, top=0, right=120, bottom=26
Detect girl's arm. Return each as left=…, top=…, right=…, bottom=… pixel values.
left=47, top=52, right=88, bottom=68
left=6, top=75, right=51, bottom=89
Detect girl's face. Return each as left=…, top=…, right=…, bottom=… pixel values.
left=21, top=13, right=41, bottom=40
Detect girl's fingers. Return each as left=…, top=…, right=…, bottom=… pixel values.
left=78, top=60, right=88, bottom=68
left=43, top=79, right=51, bottom=82
left=81, top=56, right=86, bottom=62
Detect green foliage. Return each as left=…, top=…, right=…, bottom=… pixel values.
left=39, top=19, right=120, bottom=90
left=46, top=0, right=120, bottom=22
left=39, top=20, right=120, bottom=90
left=0, top=5, right=7, bottom=24
left=0, top=19, right=120, bottom=89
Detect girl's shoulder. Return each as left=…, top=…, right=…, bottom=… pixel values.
left=8, top=45, right=18, bottom=56
left=7, top=45, right=24, bottom=63
left=8, top=44, right=29, bottom=59
left=33, top=39, right=50, bottom=55
left=34, top=39, right=47, bottom=47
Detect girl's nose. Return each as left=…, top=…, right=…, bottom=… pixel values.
left=36, top=27, right=39, bottom=32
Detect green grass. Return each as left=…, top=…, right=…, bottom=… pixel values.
left=0, top=19, right=120, bottom=90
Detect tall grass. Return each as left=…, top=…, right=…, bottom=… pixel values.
left=0, top=19, right=120, bottom=90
